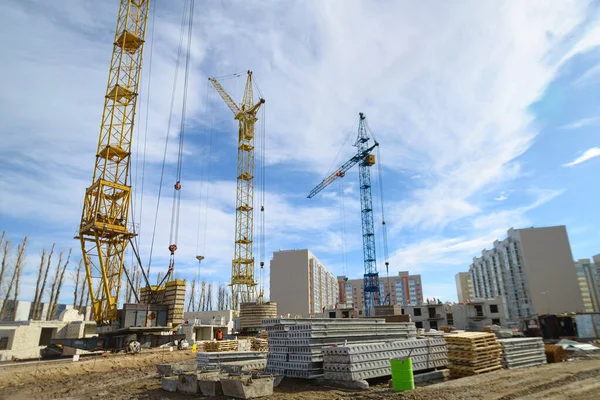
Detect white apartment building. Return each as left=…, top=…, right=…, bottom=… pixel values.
left=470, top=226, right=585, bottom=326
left=270, top=249, right=338, bottom=316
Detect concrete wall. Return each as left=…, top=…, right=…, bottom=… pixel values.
left=404, top=303, right=450, bottom=331
left=270, top=250, right=310, bottom=316
left=517, top=226, right=585, bottom=315
left=450, top=298, right=509, bottom=331
left=182, top=310, right=234, bottom=335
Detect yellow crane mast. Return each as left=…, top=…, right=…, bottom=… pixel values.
left=78, top=0, right=150, bottom=325
left=209, top=72, right=265, bottom=312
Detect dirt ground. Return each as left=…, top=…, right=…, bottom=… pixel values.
left=0, top=352, right=599, bottom=400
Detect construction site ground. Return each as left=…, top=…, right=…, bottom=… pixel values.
left=0, top=351, right=599, bottom=399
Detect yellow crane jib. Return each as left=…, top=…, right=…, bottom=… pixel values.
left=209, top=71, right=265, bottom=312
left=78, top=0, right=150, bottom=326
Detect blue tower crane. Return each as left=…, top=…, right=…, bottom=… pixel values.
left=308, top=112, right=381, bottom=316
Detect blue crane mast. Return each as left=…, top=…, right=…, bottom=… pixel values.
left=307, top=112, right=381, bottom=316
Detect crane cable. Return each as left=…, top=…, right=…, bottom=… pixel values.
left=147, top=0, right=193, bottom=283
left=168, top=0, right=196, bottom=281
left=254, top=78, right=266, bottom=302
left=338, top=178, right=348, bottom=278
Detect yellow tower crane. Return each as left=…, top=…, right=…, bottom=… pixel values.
left=78, top=0, right=150, bottom=325
left=209, top=72, right=265, bottom=312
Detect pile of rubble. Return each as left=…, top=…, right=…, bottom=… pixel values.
left=446, top=332, right=502, bottom=377
left=323, top=338, right=448, bottom=382
left=498, top=338, right=546, bottom=369
left=263, top=318, right=417, bottom=379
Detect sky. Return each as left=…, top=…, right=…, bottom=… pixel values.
left=1, top=0, right=600, bottom=308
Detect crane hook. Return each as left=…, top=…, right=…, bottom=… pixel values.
left=168, top=244, right=178, bottom=254
left=174, top=181, right=181, bottom=190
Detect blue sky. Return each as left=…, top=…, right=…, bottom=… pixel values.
left=1, top=0, right=600, bottom=306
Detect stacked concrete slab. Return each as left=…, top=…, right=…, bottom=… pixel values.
left=498, top=338, right=547, bottom=369
left=323, top=338, right=448, bottom=381
left=197, top=351, right=266, bottom=367
left=263, top=318, right=417, bottom=379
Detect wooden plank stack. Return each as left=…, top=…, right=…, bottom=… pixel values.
left=544, top=344, right=568, bottom=363
left=251, top=338, right=268, bottom=352
left=204, top=340, right=239, bottom=352
left=239, top=302, right=277, bottom=330
left=445, top=332, right=502, bottom=377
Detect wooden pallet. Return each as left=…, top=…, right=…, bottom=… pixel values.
left=450, top=364, right=502, bottom=377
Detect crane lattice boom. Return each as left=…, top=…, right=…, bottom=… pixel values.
left=307, top=113, right=381, bottom=316
left=209, top=71, right=265, bottom=312
left=78, top=0, right=150, bottom=325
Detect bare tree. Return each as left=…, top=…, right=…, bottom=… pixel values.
left=78, top=266, right=87, bottom=310
left=0, top=239, right=9, bottom=292
left=11, top=237, right=27, bottom=320
left=73, top=259, right=82, bottom=308
left=33, top=243, right=55, bottom=320
left=46, top=250, right=64, bottom=320
left=32, top=249, right=47, bottom=318
left=49, top=249, right=72, bottom=319
left=187, top=279, right=196, bottom=312
left=206, top=284, right=213, bottom=311
left=217, top=285, right=225, bottom=310
left=199, top=279, right=206, bottom=311
left=0, top=237, right=27, bottom=319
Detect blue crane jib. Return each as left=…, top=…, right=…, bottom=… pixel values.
left=307, top=112, right=381, bottom=316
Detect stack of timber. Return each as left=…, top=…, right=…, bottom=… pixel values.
left=204, top=340, right=238, bottom=352
left=498, top=338, right=546, bottom=369
left=239, top=302, right=277, bottom=331
left=263, top=318, right=417, bottom=379
left=251, top=337, right=268, bottom=352
left=323, top=338, right=448, bottom=382
left=165, top=280, right=186, bottom=325
left=544, top=344, right=568, bottom=363
left=446, top=332, right=502, bottom=377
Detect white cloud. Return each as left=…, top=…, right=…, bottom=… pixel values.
left=560, top=116, right=600, bottom=129
left=1, top=1, right=599, bottom=307
left=494, top=195, right=508, bottom=201
left=573, top=64, right=600, bottom=86
left=563, top=147, right=600, bottom=167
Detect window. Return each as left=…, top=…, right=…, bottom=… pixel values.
left=492, top=318, right=501, bottom=325
left=490, top=304, right=499, bottom=313
left=414, top=308, right=422, bottom=316
left=415, top=321, right=423, bottom=329
left=39, top=328, right=56, bottom=346
left=429, top=321, right=438, bottom=330
left=446, top=313, right=454, bottom=325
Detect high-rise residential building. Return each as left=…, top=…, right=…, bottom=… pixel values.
left=575, top=258, right=600, bottom=312
left=269, top=249, right=339, bottom=316
left=337, top=271, right=423, bottom=315
left=455, top=272, right=474, bottom=303
left=469, top=226, right=584, bottom=325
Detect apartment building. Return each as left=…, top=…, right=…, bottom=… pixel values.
left=455, top=272, right=474, bottom=303
left=470, top=226, right=585, bottom=325
left=575, top=258, right=600, bottom=312
left=270, top=249, right=338, bottom=316
left=404, top=302, right=451, bottom=331
left=337, top=271, right=423, bottom=315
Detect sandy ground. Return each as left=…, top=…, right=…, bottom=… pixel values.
left=0, top=352, right=599, bottom=400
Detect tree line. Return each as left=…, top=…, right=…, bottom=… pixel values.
left=0, top=231, right=231, bottom=320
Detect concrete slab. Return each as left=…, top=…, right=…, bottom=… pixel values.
left=318, top=378, right=370, bottom=390
left=161, top=376, right=178, bottom=392
left=177, top=373, right=198, bottom=394
left=221, top=375, right=275, bottom=399
left=198, top=378, right=223, bottom=396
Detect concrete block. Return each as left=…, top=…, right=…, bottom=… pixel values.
left=221, top=375, right=275, bottom=399
left=161, top=376, right=178, bottom=392
left=198, top=378, right=223, bottom=396
left=318, top=378, right=370, bottom=390
left=157, top=364, right=174, bottom=377
left=177, top=373, right=198, bottom=394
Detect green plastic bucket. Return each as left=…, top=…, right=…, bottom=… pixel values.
left=390, top=357, right=415, bottom=392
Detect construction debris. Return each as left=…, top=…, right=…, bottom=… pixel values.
left=446, top=332, right=502, bottom=377
left=323, top=338, right=448, bottom=382
left=498, top=338, right=546, bottom=369
left=263, top=318, right=417, bottom=379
